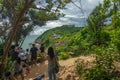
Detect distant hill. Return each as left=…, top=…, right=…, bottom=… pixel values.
left=36, top=25, right=82, bottom=47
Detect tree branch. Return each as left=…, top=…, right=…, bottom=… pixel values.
left=33, top=7, right=51, bottom=12
left=0, top=0, right=35, bottom=76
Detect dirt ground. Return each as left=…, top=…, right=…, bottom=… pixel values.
left=24, top=55, right=95, bottom=80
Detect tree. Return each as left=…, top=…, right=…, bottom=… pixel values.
left=111, top=0, right=120, bottom=28
left=110, top=0, right=120, bottom=52
left=86, top=0, right=111, bottom=46
left=0, top=0, right=35, bottom=77
left=0, top=0, right=71, bottom=77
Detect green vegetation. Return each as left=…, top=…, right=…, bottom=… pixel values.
left=0, top=0, right=119, bottom=79
left=36, top=25, right=81, bottom=49
left=58, top=52, right=72, bottom=60
left=75, top=0, right=120, bottom=80
left=0, top=0, right=72, bottom=78
left=36, top=0, right=120, bottom=79
left=36, top=25, right=82, bottom=59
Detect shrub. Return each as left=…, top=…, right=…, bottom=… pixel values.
left=58, top=52, right=72, bottom=60
left=75, top=47, right=119, bottom=80
left=84, top=47, right=117, bottom=80
left=75, top=59, right=87, bottom=79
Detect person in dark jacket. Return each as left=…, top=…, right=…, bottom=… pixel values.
left=30, top=44, right=38, bottom=65
left=9, top=45, right=19, bottom=62
left=40, top=44, right=45, bottom=60
left=40, top=44, right=45, bottom=53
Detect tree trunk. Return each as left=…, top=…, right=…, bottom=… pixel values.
left=15, top=35, right=19, bottom=46
left=0, top=25, right=18, bottom=78
left=20, top=36, right=26, bottom=47
left=0, top=0, right=34, bottom=78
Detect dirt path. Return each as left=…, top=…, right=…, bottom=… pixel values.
left=24, top=62, right=48, bottom=80
left=24, top=55, right=95, bottom=80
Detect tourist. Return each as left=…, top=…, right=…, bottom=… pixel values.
left=26, top=49, right=31, bottom=64
left=9, top=45, right=19, bottom=62
left=40, top=44, right=45, bottom=60
left=40, top=44, right=45, bottom=53
left=18, top=47, right=27, bottom=63
left=10, top=57, right=28, bottom=80
left=4, top=70, right=17, bottom=80
left=46, top=47, right=58, bottom=80
left=30, top=44, right=38, bottom=65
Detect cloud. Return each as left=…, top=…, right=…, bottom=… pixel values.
left=30, top=26, right=51, bottom=35
left=54, top=0, right=103, bottom=26
left=46, top=21, right=64, bottom=28
left=32, top=0, right=103, bottom=35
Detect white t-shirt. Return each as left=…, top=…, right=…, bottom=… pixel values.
left=18, top=52, right=26, bottom=60
left=26, top=51, right=31, bottom=59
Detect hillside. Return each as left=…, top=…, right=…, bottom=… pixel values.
left=28, top=0, right=120, bottom=79
left=36, top=25, right=82, bottom=47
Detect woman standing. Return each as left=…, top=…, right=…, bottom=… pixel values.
left=47, top=47, right=57, bottom=80
left=10, top=57, right=29, bottom=80
left=10, top=57, right=24, bottom=80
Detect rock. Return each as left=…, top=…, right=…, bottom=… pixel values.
left=75, top=77, right=79, bottom=80
left=65, top=74, right=72, bottom=80
left=57, top=77, right=63, bottom=80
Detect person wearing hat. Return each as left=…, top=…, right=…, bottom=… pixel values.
left=5, top=70, right=17, bottom=80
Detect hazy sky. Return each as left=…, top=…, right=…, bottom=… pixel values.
left=31, top=0, right=103, bottom=35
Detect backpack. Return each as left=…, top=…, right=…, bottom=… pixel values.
left=54, top=57, right=59, bottom=73
left=48, top=55, right=59, bottom=73
left=54, top=64, right=59, bottom=73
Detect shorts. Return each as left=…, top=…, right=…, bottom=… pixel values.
left=31, top=55, right=37, bottom=61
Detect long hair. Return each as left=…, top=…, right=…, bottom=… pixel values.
left=48, top=47, right=55, bottom=60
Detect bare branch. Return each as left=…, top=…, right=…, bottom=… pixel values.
left=71, top=0, right=84, bottom=14
left=33, top=7, right=51, bottom=12
left=71, top=0, right=82, bottom=9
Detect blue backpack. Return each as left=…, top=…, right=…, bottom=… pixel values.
left=33, top=74, right=45, bottom=80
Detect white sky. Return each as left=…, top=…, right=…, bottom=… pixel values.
left=31, top=0, right=103, bottom=35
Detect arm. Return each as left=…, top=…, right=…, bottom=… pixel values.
left=36, top=47, right=38, bottom=51
left=55, top=56, right=60, bottom=66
